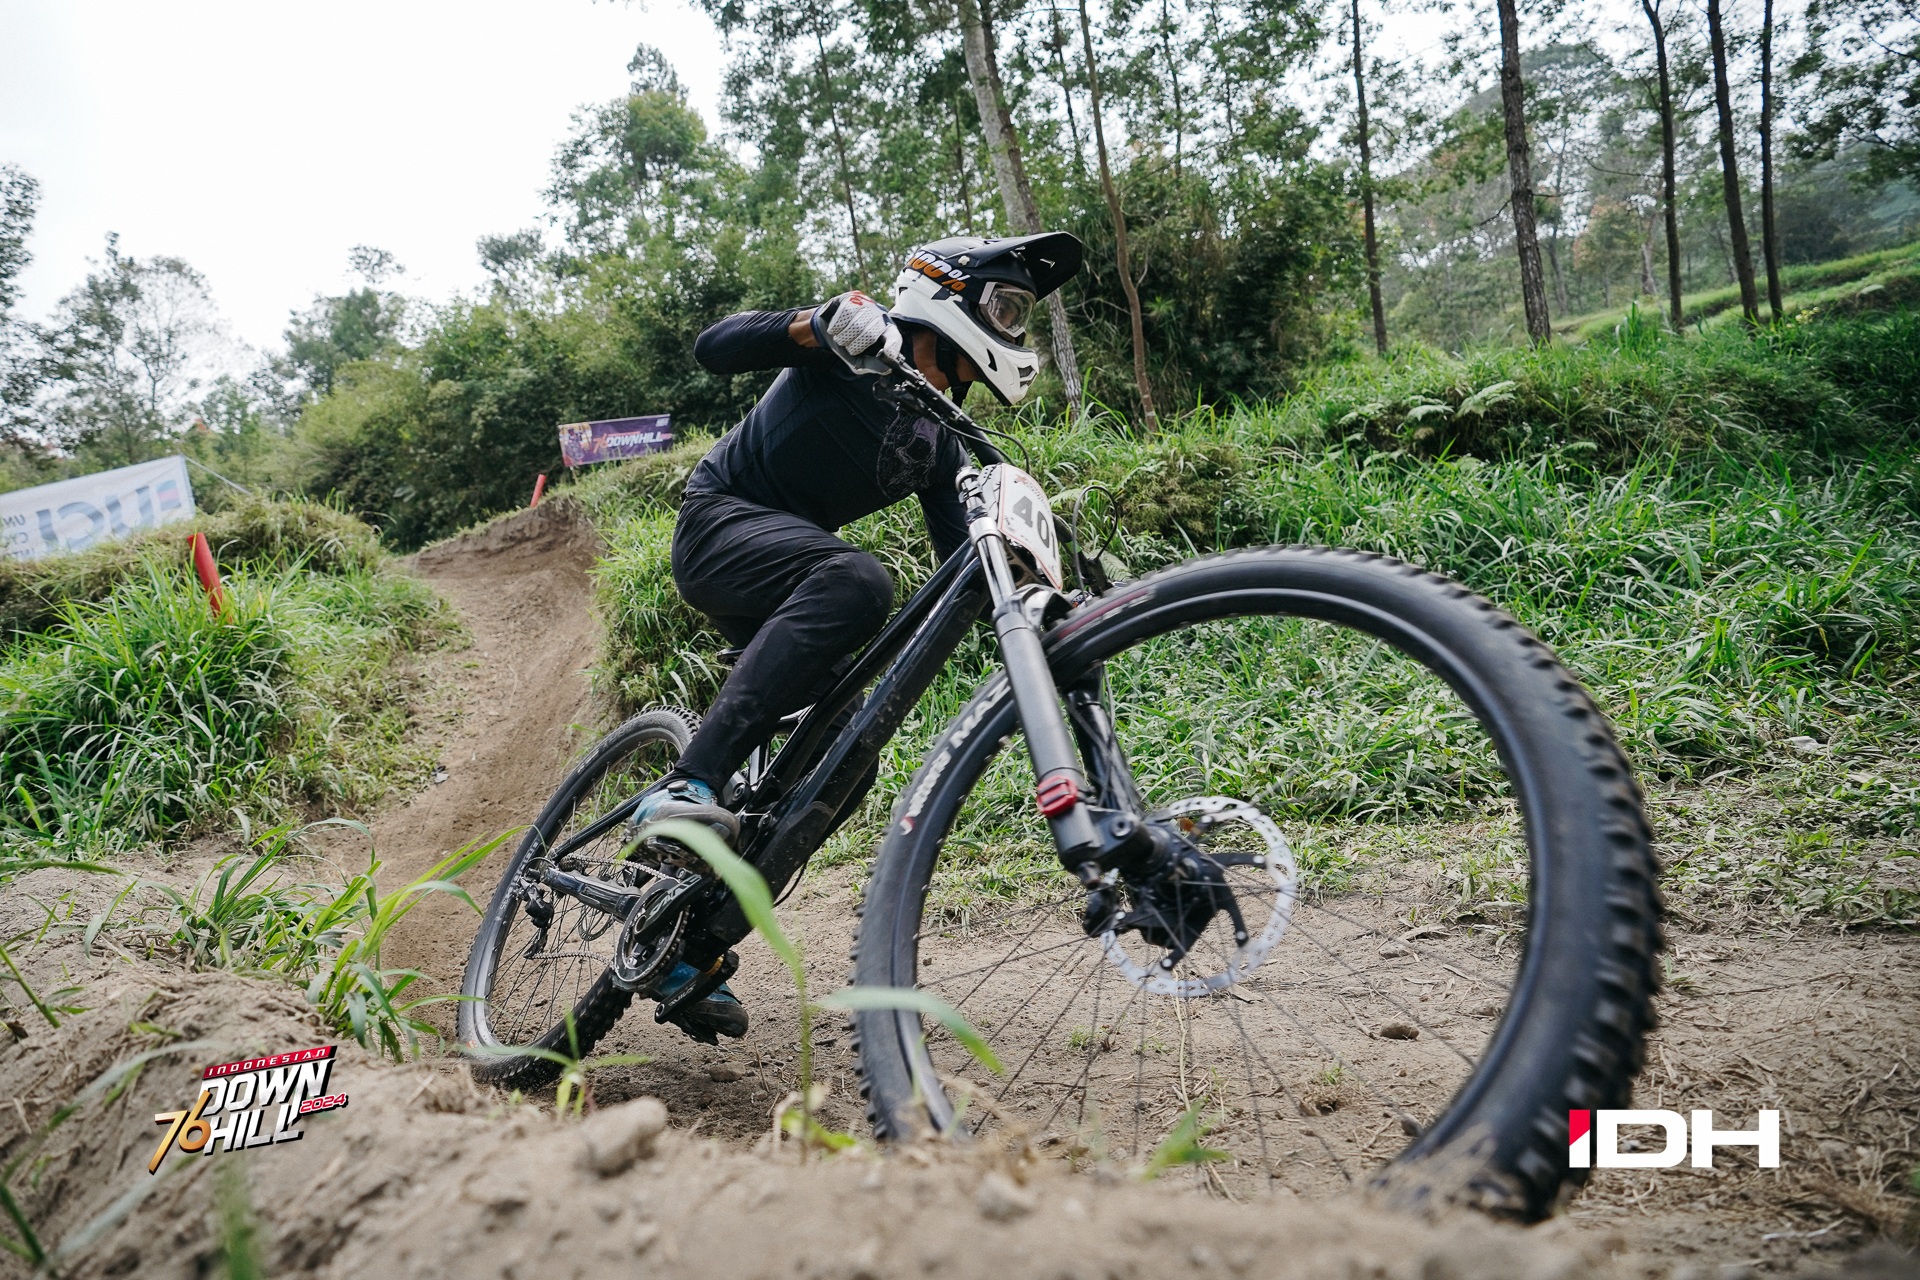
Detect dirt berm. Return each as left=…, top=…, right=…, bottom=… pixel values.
left=0, top=940, right=1694, bottom=1280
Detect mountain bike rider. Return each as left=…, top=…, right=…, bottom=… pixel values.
left=625, top=230, right=1085, bottom=1042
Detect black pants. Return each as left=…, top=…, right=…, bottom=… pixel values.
left=669, top=492, right=894, bottom=790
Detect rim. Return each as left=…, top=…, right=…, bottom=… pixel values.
left=471, top=730, right=681, bottom=1050
left=889, top=609, right=1539, bottom=1195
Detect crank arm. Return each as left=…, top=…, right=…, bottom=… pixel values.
left=654, top=949, right=739, bottom=1023
left=537, top=866, right=646, bottom=919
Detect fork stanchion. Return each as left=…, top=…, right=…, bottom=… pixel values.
left=189, top=532, right=227, bottom=615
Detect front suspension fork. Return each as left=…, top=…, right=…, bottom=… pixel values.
left=960, top=470, right=1162, bottom=884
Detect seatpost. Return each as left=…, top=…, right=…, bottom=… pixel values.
left=956, top=466, right=1100, bottom=864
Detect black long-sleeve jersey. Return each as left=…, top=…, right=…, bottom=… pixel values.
left=687, top=308, right=970, bottom=561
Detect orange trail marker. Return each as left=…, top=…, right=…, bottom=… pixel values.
left=189, top=532, right=226, bottom=615
left=530, top=474, right=548, bottom=508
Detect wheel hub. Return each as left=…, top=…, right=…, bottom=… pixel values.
left=1092, top=796, right=1297, bottom=998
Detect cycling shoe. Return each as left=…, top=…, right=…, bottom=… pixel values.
left=623, top=775, right=740, bottom=848
left=655, top=961, right=750, bottom=1043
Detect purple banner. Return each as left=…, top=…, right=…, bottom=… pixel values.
left=558, top=415, right=674, bottom=467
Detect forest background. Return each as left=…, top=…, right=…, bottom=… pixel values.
left=0, top=0, right=1916, bottom=543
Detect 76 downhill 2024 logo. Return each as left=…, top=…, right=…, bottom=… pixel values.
left=149, top=1045, right=347, bottom=1173
left=1569, top=1109, right=1781, bottom=1169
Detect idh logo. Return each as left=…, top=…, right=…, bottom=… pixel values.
left=1569, top=1109, right=1781, bottom=1168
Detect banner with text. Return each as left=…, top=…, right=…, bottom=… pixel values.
left=0, top=455, right=197, bottom=561
left=558, top=415, right=673, bottom=467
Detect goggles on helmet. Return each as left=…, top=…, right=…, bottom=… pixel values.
left=976, top=282, right=1035, bottom=342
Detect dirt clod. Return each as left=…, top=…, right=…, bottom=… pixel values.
left=1379, top=1022, right=1420, bottom=1039
left=976, top=1170, right=1038, bottom=1221
left=581, top=1096, right=669, bottom=1175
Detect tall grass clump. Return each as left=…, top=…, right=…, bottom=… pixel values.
left=0, top=568, right=298, bottom=847
left=0, top=494, right=385, bottom=639
left=0, top=559, right=448, bottom=857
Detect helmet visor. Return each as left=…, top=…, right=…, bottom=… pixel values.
left=978, top=282, right=1035, bottom=342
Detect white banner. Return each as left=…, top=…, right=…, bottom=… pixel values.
left=0, top=455, right=198, bottom=561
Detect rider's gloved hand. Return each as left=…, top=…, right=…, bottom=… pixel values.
left=819, top=291, right=902, bottom=362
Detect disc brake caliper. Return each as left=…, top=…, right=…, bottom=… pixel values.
left=1086, top=835, right=1252, bottom=971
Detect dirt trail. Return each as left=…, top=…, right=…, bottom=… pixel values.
left=374, top=500, right=608, bottom=997
left=0, top=943, right=1690, bottom=1280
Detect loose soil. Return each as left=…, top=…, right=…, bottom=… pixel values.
left=2, top=503, right=1915, bottom=1279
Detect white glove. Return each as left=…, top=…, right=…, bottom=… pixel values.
left=823, top=291, right=902, bottom=362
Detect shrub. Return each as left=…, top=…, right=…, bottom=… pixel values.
left=0, top=560, right=447, bottom=852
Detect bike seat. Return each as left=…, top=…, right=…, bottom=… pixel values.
left=714, top=647, right=749, bottom=667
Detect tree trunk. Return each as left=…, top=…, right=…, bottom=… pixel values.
left=1495, top=0, right=1553, bottom=344
left=813, top=33, right=867, bottom=283
left=1546, top=235, right=1571, bottom=315
left=1641, top=0, right=1686, bottom=330
left=1050, top=11, right=1087, bottom=175
left=1078, top=0, right=1158, bottom=435
left=1352, top=0, right=1388, bottom=355
left=1705, top=0, right=1760, bottom=325
left=951, top=96, right=976, bottom=233
left=1759, top=0, right=1784, bottom=320
left=957, top=0, right=1084, bottom=416
left=1162, top=0, right=1184, bottom=181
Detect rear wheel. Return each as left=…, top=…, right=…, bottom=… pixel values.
left=458, top=707, right=697, bottom=1091
left=852, top=546, right=1660, bottom=1219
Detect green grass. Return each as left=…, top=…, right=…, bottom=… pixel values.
left=578, top=311, right=1918, bottom=926
left=0, top=494, right=386, bottom=639
left=1560, top=240, right=1920, bottom=342
left=0, top=555, right=450, bottom=857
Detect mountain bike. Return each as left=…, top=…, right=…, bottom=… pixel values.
left=456, top=353, right=1661, bottom=1219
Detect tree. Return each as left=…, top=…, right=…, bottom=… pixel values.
left=1352, top=0, right=1388, bottom=354
left=955, top=0, right=1085, bottom=416
left=1, top=165, right=43, bottom=446
left=1705, top=0, right=1761, bottom=325
left=284, top=285, right=405, bottom=399
left=41, top=236, right=227, bottom=465
left=546, top=51, right=720, bottom=256
left=1494, top=0, right=1553, bottom=343
left=1759, top=0, right=1785, bottom=319
left=1639, top=0, right=1687, bottom=329
left=1078, top=0, right=1158, bottom=433
left=1792, top=0, right=1920, bottom=188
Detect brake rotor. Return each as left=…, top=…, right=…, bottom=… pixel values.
left=1098, top=796, right=1298, bottom=998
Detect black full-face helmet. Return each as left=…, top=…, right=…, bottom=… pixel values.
left=887, top=230, right=1084, bottom=404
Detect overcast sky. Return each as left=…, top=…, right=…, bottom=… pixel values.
left=1, top=0, right=729, bottom=356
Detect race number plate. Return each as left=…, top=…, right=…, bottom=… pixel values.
left=980, top=464, right=1062, bottom=590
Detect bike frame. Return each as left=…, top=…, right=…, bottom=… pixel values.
left=536, top=355, right=1143, bottom=979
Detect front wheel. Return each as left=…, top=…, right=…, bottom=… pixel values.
left=852, top=546, right=1660, bottom=1219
